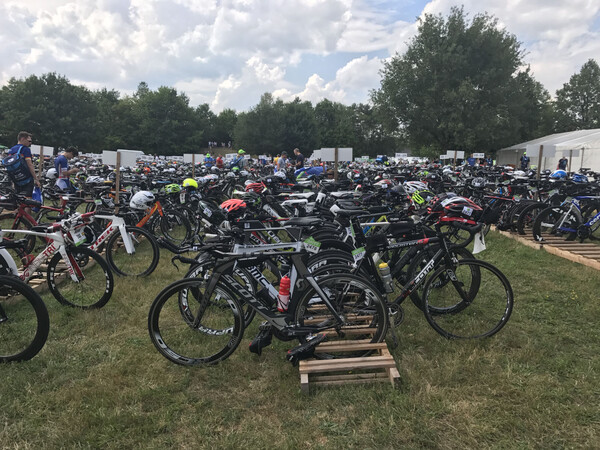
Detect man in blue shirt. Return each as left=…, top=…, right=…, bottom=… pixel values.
left=7, top=131, right=41, bottom=198
left=204, top=152, right=215, bottom=169
left=229, top=149, right=247, bottom=170
left=55, top=146, right=80, bottom=192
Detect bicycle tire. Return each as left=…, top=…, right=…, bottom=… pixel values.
left=184, top=264, right=256, bottom=328
left=423, top=259, right=513, bottom=339
left=515, top=202, right=546, bottom=235
left=159, top=210, right=193, bottom=245
left=0, top=274, right=50, bottom=362
left=105, top=226, right=160, bottom=277
left=293, top=273, right=388, bottom=358
left=7, top=217, right=37, bottom=255
left=148, top=278, right=245, bottom=366
left=47, top=246, right=114, bottom=309
left=405, top=245, right=477, bottom=312
left=532, top=205, right=581, bottom=242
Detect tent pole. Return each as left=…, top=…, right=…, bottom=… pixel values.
left=537, top=145, right=543, bottom=180
left=569, top=150, right=573, bottom=173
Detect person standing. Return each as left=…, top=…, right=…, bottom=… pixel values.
left=293, top=148, right=305, bottom=170
left=229, top=149, right=247, bottom=170
left=5, top=131, right=41, bottom=198
left=204, top=152, right=215, bottom=169
left=276, top=151, right=289, bottom=172
left=216, top=154, right=224, bottom=169
left=557, top=156, right=568, bottom=171
left=55, top=146, right=79, bottom=193
left=520, top=152, right=530, bottom=170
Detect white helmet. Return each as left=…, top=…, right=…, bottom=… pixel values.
left=274, top=171, right=286, bottom=180
left=130, top=191, right=155, bottom=210
left=86, top=176, right=104, bottom=184
left=46, top=168, right=58, bottom=179
left=403, top=180, right=428, bottom=194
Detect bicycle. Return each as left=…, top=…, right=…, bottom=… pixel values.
left=0, top=274, right=50, bottom=362
left=0, top=213, right=114, bottom=309
left=148, top=240, right=389, bottom=366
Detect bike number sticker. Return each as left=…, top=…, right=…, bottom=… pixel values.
left=462, top=206, right=473, bottom=216
left=71, top=229, right=86, bottom=246
left=352, top=246, right=366, bottom=262
left=303, top=237, right=321, bottom=253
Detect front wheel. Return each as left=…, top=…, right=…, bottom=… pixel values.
left=158, top=210, right=193, bottom=246
left=105, top=226, right=160, bottom=277
left=148, top=278, right=245, bottom=366
left=0, top=275, right=50, bottom=362
left=422, top=259, right=513, bottom=339
left=47, top=246, right=114, bottom=309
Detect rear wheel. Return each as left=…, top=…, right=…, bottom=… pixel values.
left=293, top=274, right=388, bottom=358
left=47, top=246, right=114, bottom=309
left=158, top=210, right=193, bottom=245
left=532, top=206, right=581, bottom=242
left=105, top=226, right=160, bottom=277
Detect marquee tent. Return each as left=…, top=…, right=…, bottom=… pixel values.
left=496, top=129, right=600, bottom=171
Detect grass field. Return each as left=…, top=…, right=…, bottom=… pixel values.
left=2, top=231, right=600, bottom=448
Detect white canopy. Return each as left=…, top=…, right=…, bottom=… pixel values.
left=496, top=129, right=600, bottom=170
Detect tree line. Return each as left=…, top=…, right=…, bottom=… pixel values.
left=1, top=7, right=599, bottom=158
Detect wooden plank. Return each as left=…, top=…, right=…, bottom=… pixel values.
left=300, top=356, right=396, bottom=374
left=314, top=341, right=388, bottom=352
left=310, top=372, right=388, bottom=383
left=300, top=373, right=309, bottom=394
left=543, top=245, right=600, bottom=271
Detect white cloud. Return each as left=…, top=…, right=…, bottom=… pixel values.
left=0, top=0, right=599, bottom=111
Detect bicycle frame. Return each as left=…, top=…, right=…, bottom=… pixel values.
left=0, top=228, right=85, bottom=283
left=198, top=242, right=345, bottom=335
left=88, top=215, right=135, bottom=255
left=136, top=202, right=164, bottom=227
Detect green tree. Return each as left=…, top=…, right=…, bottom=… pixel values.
left=213, top=108, right=237, bottom=146
left=372, top=7, right=551, bottom=154
left=314, top=99, right=355, bottom=148
left=280, top=98, right=318, bottom=153
left=233, top=93, right=285, bottom=155
left=555, top=59, right=600, bottom=131
left=0, top=73, right=98, bottom=150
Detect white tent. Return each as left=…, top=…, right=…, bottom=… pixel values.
left=496, top=129, right=600, bottom=171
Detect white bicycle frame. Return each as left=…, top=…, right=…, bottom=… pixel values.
left=87, top=215, right=135, bottom=255
left=0, top=226, right=85, bottom=283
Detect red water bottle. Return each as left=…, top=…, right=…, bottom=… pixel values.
left=277, top=275, right=291, bottom=312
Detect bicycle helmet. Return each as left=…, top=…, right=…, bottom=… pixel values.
left=411, top=189, right=435, bottom=207
left=220, top=198, right=247, bottom=215
left=165, top=183, right=182, bottom=194
left=440, top=196, right=483, bottom=221
left=46, top=168, right=58, bottom=179
left=572, top=173, right=589, bottom=183
left=245, top=182, right=266, bottom=194
left=471, top=177, right=486, bottom=188
left=130, top=191, right=155, bottom=210
left=550, top=170, right=567, bottom=179
left=238, top=149, right=246, bottom=155
left=242, top=191, right=262, bottom=208
left=182, top=178, right=198, bottom=189
left=86, top=176, right=104, bottom=184
left=403, top=180, right=428, bottom=194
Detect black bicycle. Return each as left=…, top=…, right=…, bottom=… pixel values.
left=148, top=240, right=389, bottom=366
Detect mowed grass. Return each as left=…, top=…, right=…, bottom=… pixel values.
left=1, top=231, right=600, bottom=448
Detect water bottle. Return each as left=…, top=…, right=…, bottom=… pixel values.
left=378, top=262, right=394, bottom=293
left=277, top=275, right=291, bottom=312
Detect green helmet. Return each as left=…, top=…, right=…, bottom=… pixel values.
left=238, top=149, right=246, bottom=155
left=165, top=183, right=182, bottom=194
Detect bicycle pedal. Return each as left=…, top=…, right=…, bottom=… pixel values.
left=248, top=326, right=273, bottom=356
left=286, top=334, right=327, bottom=366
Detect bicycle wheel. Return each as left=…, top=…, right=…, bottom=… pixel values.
left=532, top=206, right=581, bottom=242
left=148, top=278, right=245, bottom=366
left=516, top=202, right=546, bottom=235
left=405, top=245, right=478, bottom=312
left=184, top=264, right=256, bottom=328
left=47, top=246, right=114, bottom=309
left=159, top=210, right=192, bottom=245
left=423, top=259, right=513, bottom=339
left=293, top=274, right=388, bottom=358
left=0, top=275, right=50, bottom=362
left=581, top=202, right=600, bottom=240
left=6, top=217, right=37, bottom=255
left=105, top=226, right=160, bottom=277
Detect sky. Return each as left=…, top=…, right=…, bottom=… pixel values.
left=1, top=0, right=599, bottom=113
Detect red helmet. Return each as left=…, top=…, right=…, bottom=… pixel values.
left=220, top=198, right=247, bottom=214
left=439, top=196, right=482, bottom=221
left=245, top=182, right=266, bottom=194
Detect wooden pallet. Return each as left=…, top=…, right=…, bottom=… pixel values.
left=298, top=338, right=400, bottom=394
left=494, top=228, right=600, bottom=271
